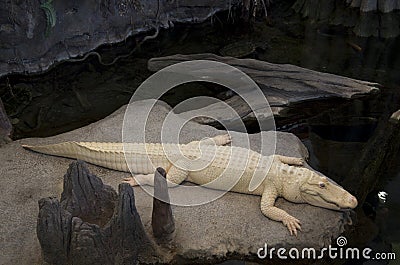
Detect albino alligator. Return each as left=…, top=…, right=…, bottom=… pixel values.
left=23, top=134, right=357, bottom=235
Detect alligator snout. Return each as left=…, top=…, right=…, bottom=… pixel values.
left=345, top=195, right=358, bottom=209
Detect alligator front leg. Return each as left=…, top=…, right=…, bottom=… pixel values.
left=273, top=155, right=304, bottom=166
left=187, top=134, right=232, bottom=147
left=260, top=185, right=301, bottom=236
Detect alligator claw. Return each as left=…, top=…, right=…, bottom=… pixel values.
left=293, top=158, right=304, bottom=166
left=122, top=177, right=138, bottom=187
left=213, top=134, right=232, bottom=146
left=274, top=155, right=304, bottom=166
left=283, top=216, right=301, bottom=236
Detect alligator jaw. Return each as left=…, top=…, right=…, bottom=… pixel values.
left=302, top=192, right=358, bottom=211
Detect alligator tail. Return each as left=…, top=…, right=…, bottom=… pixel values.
left=22, top=142, right=81, bottom=159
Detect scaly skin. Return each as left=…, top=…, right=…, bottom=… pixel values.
left=22, top=134, right=358, bottom=235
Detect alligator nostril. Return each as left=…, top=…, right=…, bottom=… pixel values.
left=349, top=196, right=358, bottom=206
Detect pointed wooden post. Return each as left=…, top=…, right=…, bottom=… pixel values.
left=152, top=167, right=175, bottom=242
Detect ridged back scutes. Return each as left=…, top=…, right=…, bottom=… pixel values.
left=24, top=141, right=267, bottom=173
left=78, top=142, right=182, bottom=154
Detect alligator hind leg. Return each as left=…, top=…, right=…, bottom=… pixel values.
left=122, top=174, right=152, bottom=186
left=123, top=164, right=188, bottom=188
left=166, top=165, right=188, bottom=187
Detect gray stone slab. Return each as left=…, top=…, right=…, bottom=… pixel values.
left=0, top=99, right=350, bottom=264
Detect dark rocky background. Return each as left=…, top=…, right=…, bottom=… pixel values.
left=0, top=0, right=241, bottom=77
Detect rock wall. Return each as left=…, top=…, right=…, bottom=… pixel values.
left=0, top=0, right=240, bottom=77
left=293, top=0, right=400, bottom=38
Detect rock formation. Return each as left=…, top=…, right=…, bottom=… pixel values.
left=0, top=0, right=240, bottom=77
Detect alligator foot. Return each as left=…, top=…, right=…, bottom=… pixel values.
left=282, top=215, right=301, bottom=236
left=212, top=134, right=232, bottom=146
left=193, top=134, right=232, bottom=147
left=122, top=177, right=139, bottom=186
left=123, top=173, right=158, bottom=187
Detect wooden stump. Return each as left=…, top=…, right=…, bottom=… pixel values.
left=60, top=160, right=117, bottom=227
left=37, top=198, right=72, bottom=265
left=37, top=160, right=157, bottom=265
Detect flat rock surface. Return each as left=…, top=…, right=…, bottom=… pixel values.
left=0, top=99, right=350, bottom=264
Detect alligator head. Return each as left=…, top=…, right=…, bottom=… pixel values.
left=299, top=172, right=358, bottom=210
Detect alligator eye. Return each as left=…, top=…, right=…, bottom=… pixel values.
left=319, top=183, right=326, bottom=188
